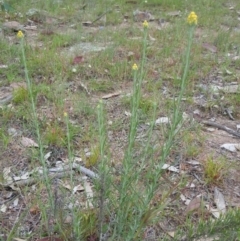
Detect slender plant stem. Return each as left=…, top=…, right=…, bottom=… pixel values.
left=20, top=38, right=53, bottom=208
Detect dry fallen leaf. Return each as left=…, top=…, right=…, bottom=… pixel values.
left=14, top=238, right=27, bottom=241
left=0, top=204, right=7, bottom=213
left=167, top=11, right=181, bottom=16
left=205, top=204, right=220, bottom=219
left=3, top=167, right=13, bottom=184
left=73, top=184, right=84, bottom=194
left=186, top=160, right=200, bottom=165
left=222, top=85, right=239, bottom=93
left=30, top=206, right=40, bottom=215
left=214, top=187, right=226, bottom=214
left=72, top=55, right=84, bottom=65
left=60, top=181, right=72, bottom=191
left=21, top=137, right=38, bottom=147
left=202, top=43, right=217, bottom=53
left=13, top=172, right=30, bottom=181
left=102, top=91, right=121, bottom=99
left=155, top=117, right=170, bottom=125
left=221, top=143, right=240, bottom=152
left=185, top=196, right=201, bottom=213
left=82, top=21, right=92, bottom=26
left=162, top=164, right=179, bottom=173
left=13, top=198, right=19, bottom=206
left=133, top=9, right=154, bottom=22
left=167, top=231, right=175, bottom=238
left=84, top=182, right=94, bottom=208
left=36, top=237, right=63, bottom=241
left=194, top=236, right=219, bottom=241
left=0, top=65, right=8, bottom=69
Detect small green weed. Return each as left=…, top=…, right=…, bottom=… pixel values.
left=88, top=78, right=114, bottom=93
left=182, top=131, right=203, bottom=158
left=13, top=87, right=29, bottom=104
left=203, top=156, right=227, bottom=185
left=44, top=122, right=65, bottom=146
left=85, top=145, right=100, bottom=167
left=0, top=128, right=10, bottom=148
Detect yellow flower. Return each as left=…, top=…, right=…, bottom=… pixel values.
left=143, top=20, right=149, bottom=28
left=17, top=30, right=24, bottom=38
left=132, top=63, right=138, bottom=70
left=187, top=12, right=198, bottom=25
left=64, top=112, right=68, bottom=117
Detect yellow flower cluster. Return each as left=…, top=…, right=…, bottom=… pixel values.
left=17, top=30, right=24, bottom=38
left=187, top=12, right=198, bottom=25
left=132, top=63, right=138, bottom=70
left=143, top=20, right=149, bottom=28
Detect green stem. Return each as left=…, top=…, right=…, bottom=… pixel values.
left=20, top=38, right=53, bottom=208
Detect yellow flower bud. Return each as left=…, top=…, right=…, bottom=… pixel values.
left=17, top=31, right=24, bottom=38
left=132, top=63, right=138, bottom=70
left=143, top=20, right=149, bottom=28
left=187, top=12, right=198, bottom=25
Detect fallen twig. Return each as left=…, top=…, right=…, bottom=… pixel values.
left=225, top=108, right=234, bottom=120
left=0, top=162, right=99, bottom=191
left=73, top=163, right=99, bottom=179
left=11, top=170, right=74, bottom=188
left=202, top=121, right=240, bottom=138
left=91, top=9, right=112, bottom=25
left=49, top=163, right=99, bottom=179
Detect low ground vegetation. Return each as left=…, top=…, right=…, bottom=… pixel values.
left=0, top=0, right=240, bottom=240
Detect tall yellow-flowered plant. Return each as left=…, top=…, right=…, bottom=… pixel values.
left=187, top=11, right=198, bottom=25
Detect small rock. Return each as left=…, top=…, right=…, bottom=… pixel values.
left=155, top=117, right=169, bottom=124
left=3, top=21, right=24, bottom=31
left=8, top=128, right=20, bottom=137
left=0, top=28, right=4, bottom=39
left=0, top=87, right=13, bottom=106
left=167, top=11, right=181, bottom=17
left=133, top=9, right=154, bottom=22
left=222, top=85, right=239, bottom=93
left=26, top=8, right=47, bottom=23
